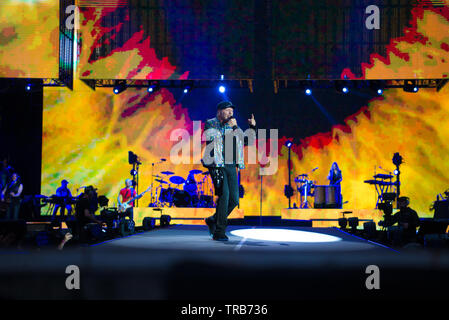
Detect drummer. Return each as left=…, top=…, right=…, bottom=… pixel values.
left=327, top=162, right=342, bottom=208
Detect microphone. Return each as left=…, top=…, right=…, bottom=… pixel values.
left=226, top=116, right=235, bottom=123
left=378, top=166, right=391, bottom=174
left=226, top=116, right=238, bottom=130
left=161, top=158, right=166, bottom=162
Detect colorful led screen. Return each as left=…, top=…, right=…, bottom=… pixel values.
left=0, top=0, right=59, bottom=78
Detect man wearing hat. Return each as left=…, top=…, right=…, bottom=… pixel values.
left=202, top=101, right=256, bottom=241
left=52, top=179, right=73, bottom=219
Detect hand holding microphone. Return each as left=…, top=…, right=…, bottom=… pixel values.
left=227, top=116, right=237, bottom=128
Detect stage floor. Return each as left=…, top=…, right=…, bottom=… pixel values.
left=92, top=224, right=390, bottom=253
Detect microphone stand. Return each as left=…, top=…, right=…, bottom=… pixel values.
left=150, top=159, right=166, bottom=207
left=136, top=162, right=140, bottom=207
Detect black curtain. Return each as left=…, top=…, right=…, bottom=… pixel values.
left=0, top=79, right=43, bottom=195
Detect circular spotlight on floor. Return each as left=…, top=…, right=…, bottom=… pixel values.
left=230, top=228, right=342, bottom=243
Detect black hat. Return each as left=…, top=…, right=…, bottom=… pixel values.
left=216, top=101, right=235, bottom=110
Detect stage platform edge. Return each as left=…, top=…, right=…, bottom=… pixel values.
left=133, top=207, right=244, bottom=227
left=281, top=208, right=384, bottom=228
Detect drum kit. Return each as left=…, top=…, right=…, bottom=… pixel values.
left=294, top=173, right=316, bottom=208
left=150, top=169, right=215, bottom=208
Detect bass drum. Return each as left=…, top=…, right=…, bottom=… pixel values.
left=325, top=186, right=337, bottom=208
left=314, top=185, right=337, bottom=208
left=173, top=189, right=192, bottom=207
left=314, top=186, right=326, bottom=208
left=159, top=188, right=174, bottom=203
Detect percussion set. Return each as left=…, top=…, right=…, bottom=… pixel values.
left=294, top=172, right=341, bottom=209
left=149, top=169, right=215, bottom=208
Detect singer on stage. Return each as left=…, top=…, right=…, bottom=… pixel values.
left=202, top=101, right=256, bottom=241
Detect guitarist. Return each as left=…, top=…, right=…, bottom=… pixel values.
left=117, top=179, right=137, bottom=220
left=2, top=173, right=23, bottom=220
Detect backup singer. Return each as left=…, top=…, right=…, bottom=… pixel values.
left=327, top=162, right=342, bottom=208
left=202, top=101, right=256, bottom=241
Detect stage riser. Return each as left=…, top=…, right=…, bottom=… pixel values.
left=282, top=209, right=384, bottom=229
left=133, top=207, right=244, bottom=227
left=134, top=208, right=383, bottom=229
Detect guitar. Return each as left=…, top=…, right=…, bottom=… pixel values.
left=0, top=187, right=12, bottom=212
left=118, top=185, right=151, bottom=212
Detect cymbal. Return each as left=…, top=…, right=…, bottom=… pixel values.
left=155, top=179, right=168, bottom=184
left=170, top=176, right=185, bottom=185
left=189, top=169, right=203, bottom=175
left=161, top=171, right=174, bottom=175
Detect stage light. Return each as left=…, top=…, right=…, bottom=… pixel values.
left=160, top=215, right=171, bottom=227
left=403, top=80, right=419, bottom=93
left=130, top=169, right=137, bottom=176
left=305, top=88, right=312, bottom=95
left=285, top=140, right=292, bottom=148
left=230, top=228, right=342, bottom=243
left=394, top=169, right=399, bottom=175
left=370, top=80, right=385, bottom=96
left=335, top=81, right=350, bottom=94
left=142, top=217, right=156, bottom=231
left=338, top=218, right=347, bottom=229
left=348, top=217, right=359, bottom=230
left=363, top=221, right=377, bottom=239
left=26, top=84, right=31, bottom=91
left=113, top=81, right=127, bottom=95
left=183, top=83, right=193, bottom=94
left=147, top=82, right=160, bottom=93
left=219, top=85, right=226, bottom=93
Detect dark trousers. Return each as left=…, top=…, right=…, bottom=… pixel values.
left=209, top=164, right=239, bottom=235
left=125, top=207, right=134, bottom=221
left=6, top=198, right=21, bottom=220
